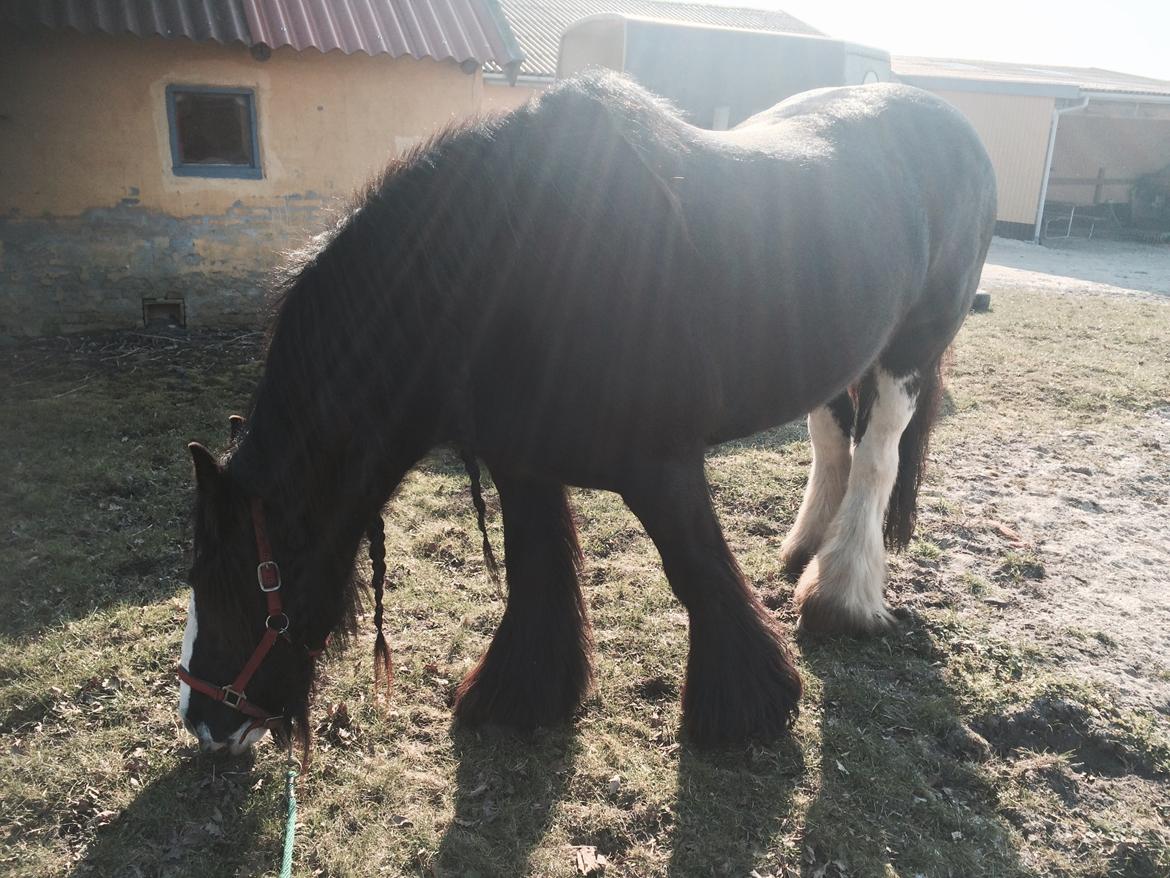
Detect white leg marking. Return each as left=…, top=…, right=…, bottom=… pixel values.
left=178, top=592, right=197, bottom=723
left=781, top=406, right=851, bottom=564
left=796, top=370, right=917, bottom=631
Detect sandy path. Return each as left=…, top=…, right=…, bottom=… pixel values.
left=930, top=414, right=1170, bottom=714
left=934, top=238, right=1170, bottom=715
left=983, top=237, right=1170, bottom=299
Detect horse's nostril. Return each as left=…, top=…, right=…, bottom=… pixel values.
left=192, top=722, right=226, bottom=752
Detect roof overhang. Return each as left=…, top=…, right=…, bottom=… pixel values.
left=560, top=12, right=885, bottom=55
left=894, top=74, right=1082, bottom=99
left=896, top=74, right=1170, bottom=112
left=243, top=0, right=524, bottom=76
left=3, top=0, right=526, bottom=77
left=893, top=56, right=1170, bottom=102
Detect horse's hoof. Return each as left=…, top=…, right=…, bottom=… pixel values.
left=452, top=641, right=591, bottom=732
left=680, top=621, right=802, bottom=749
left=779, top=543, right=814, bottom=582
left=794, top=557, right=896, bottom=637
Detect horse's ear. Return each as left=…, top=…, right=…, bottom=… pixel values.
left=188, top=442, right=221, bottom=492
left=228, top=415, right=245, bottom=442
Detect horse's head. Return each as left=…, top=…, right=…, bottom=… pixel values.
left=178, top=421, right=317, bottom=754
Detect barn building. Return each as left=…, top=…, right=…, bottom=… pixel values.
left=480, top=6, right=1170, bottom=245
left=482, top=0, right=823, bottom=112
left=0, top=0, right=523, bottom=336
left=555, top=16, right=890, bottom=129
left=4, top=0, right=1169, bottom=337
left=890, top=58, right=1170, bottom=242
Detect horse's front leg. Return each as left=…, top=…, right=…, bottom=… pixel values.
left=621, top=454, right=802, bottom=749
left=453, top=473, right=593, bottom=730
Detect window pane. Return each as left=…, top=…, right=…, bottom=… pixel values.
left=174, top=92, right=253, bottom=166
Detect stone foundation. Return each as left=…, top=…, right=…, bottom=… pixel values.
left=0, top=197, right=335, bottom=336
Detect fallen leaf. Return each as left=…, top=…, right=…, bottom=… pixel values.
left=987, top=520, right=1024, bottom=544
left=573, top=845, right=605, bottom=876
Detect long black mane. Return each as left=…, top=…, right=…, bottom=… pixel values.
left=222, top=72, right=702, bottom=624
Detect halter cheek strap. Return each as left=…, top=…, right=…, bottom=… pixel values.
left=177, top=498, right=327, bottom=734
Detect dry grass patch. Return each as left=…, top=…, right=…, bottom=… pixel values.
left=2, top=285, right=1169, bottom=877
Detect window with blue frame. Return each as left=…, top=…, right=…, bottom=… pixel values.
left=166, top=85, right=261, bottom=179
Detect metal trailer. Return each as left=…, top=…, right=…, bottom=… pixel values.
left=557, top=15, right=891, bottom=130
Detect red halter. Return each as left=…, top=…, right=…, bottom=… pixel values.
left=177, top=498, right=327, bottom=736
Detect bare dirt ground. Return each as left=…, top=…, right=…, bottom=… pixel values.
left=2, top=236, right=1167, bottom=877
left=984, top=237, right=1170, bottom=299
left=926, top=416, right=1170, bottom=714
left=936, top=238, right=1170, bottom=720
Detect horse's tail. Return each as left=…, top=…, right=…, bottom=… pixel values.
left=884, top=353, right=945, bottom=550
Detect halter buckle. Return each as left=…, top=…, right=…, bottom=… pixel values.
left=222, top=686, right=245, bottom=709
left=257, top=560, right=281, bottom=591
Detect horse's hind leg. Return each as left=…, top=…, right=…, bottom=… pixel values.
left=794, top=366, right=923, bottom=634
left=621, top=454, right=802, bottom=748
left=780, top=392, right=854, bottom=579
left=453, top=473, right=592, bottom=729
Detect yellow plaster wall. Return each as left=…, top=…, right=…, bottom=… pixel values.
left=0, top=28, right=481, bottom=218
left=482, top=81, right=541, bottom=115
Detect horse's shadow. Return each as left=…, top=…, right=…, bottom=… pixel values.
left=434, top=724, right=582, bottom=875
left=796, top=611, right=1028, bottom=877
left=431, top=611, right=1031, bottom=876
left=665, top=738, right=804, bottom=876
left=433, top=723, right=803, bottom=878
left=83, top=617, right=1028, bottom=877
left=68, top=749, right=276, bottom=878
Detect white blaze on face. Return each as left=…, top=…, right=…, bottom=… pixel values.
left=179, top=590, right=269, bottom=753
left=178, top=592, right=197, bottom=722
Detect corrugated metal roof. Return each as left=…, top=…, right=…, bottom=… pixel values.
left=243, top=0, right=524, bottom=70
left=3, top=0, right=525, bottom=71
left=0, top=0, right=253, bottom=46
left=895, top=56, right=1170, bottom=99
left=491, top=0, right=823, bottom=78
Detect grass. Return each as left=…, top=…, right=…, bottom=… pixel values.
left=1, top=287, right=1169, bottom=877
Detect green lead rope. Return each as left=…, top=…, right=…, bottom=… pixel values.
left=280, top=750, right=298, bottom=878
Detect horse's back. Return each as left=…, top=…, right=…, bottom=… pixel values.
left=707, top=82, right=994, bottom=272
left=745, top=83, right=997, bottom=369
left=668, top=82, right=994, bottom=432
left=468, top=75, right=995, bottom=476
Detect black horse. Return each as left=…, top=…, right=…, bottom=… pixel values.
left=178, top=71, right=996, bottom=754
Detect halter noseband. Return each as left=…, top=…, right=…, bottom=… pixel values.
left=177, top=497, right=327, bottom=736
